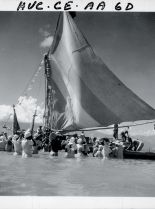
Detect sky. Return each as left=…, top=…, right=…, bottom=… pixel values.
left=0, top=12, right=155, bottom=135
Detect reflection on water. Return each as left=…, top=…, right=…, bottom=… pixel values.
left=0, top=151, right=155, bottom=196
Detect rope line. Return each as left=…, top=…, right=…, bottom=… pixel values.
left=3, top=56, right=45, bottom=128
left=17, top=59, right=44, bottom=105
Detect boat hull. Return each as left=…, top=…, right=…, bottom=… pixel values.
left=123, top=150, right=155, bottom=160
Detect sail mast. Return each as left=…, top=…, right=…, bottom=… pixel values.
left=43, top=54, right=47, bottom=128
left=44, top=53, right=52, bottom=129
left=31, top=108, right=37, bottom=136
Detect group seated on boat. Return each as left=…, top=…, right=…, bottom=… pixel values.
left=0, top=126, right=145, bottom=159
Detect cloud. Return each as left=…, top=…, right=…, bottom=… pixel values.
left=39, top=28, right=50, bottom=38
left=0, top=96, right=44, bottom=124
left=39, top=25, right=53, bottom=48
left=40, top=36, right=53, bottom=48
left=0, top=105, right=12, bottom=121
left=39, top=25, right=51, bottom=37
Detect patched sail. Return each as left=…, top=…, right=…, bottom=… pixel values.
left=47, top=12, right=155, bottom=131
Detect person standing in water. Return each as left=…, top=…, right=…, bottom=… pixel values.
left=12, top=134, right=22, bottom=156
left=65, top=137, right=77, bottom=158
left=49, top=132, right=60, bottom=156
left=94, top=145, right=104, bottom=158
left=0, top=133, right=7, bottom=151
left=76, top=137, right=88, bottom=157
left=102, top=138, right=112, bottom=158
left=32, top=136, right=38, bottom=154
left=5, top=135, right=13, bottom=152
left=22, top=130, right=33, bottom=158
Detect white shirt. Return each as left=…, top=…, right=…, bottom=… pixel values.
left=22, top=139, right=33, bottom=157
left=12, top=138, right=22, bottom=155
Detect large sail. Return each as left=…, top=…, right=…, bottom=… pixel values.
left=48, top=12, right=155, bottom=131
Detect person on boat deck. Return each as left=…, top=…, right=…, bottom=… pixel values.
left=123, top=131, right=133, bottom=150
left=49, top=132, right=60, bottom=156
left=22, top=130, right=33, bottom=158
left=93, top=137, right=97, bottom=143
left=121, top=132, right=126, bottom=142
left=113, top=124, right=118, bottom=140
left=5, top=135, right=13, bottom=152
left=132, top=139, right=144, bottom=151
left=12, top=134, right=22, bottom=155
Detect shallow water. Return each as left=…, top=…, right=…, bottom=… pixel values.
left=0, top=151, right=155, bottom=196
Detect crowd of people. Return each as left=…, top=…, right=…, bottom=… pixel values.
left=0, top=126, right=144, bottom=159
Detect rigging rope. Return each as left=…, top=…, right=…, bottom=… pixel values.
left=17, top=58, right=44, bottom=105
left=29, top=65, right=44, bottom=128
left=3, top=56, right=44, bottom=129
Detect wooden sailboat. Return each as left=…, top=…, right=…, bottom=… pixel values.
left=44, top=12, right=155, bottom=131
left=43, top=12, right=155, bottom=159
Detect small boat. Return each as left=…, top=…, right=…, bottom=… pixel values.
left=124, top=150, right=155, bottom=160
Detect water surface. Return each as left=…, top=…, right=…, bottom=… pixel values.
left=0, top=151, right=155, bottom=196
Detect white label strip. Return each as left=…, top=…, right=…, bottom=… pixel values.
left=0, top=0, right=155, bottom=11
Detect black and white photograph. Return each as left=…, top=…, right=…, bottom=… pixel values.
left=0, top=7, right=155, bottom=208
